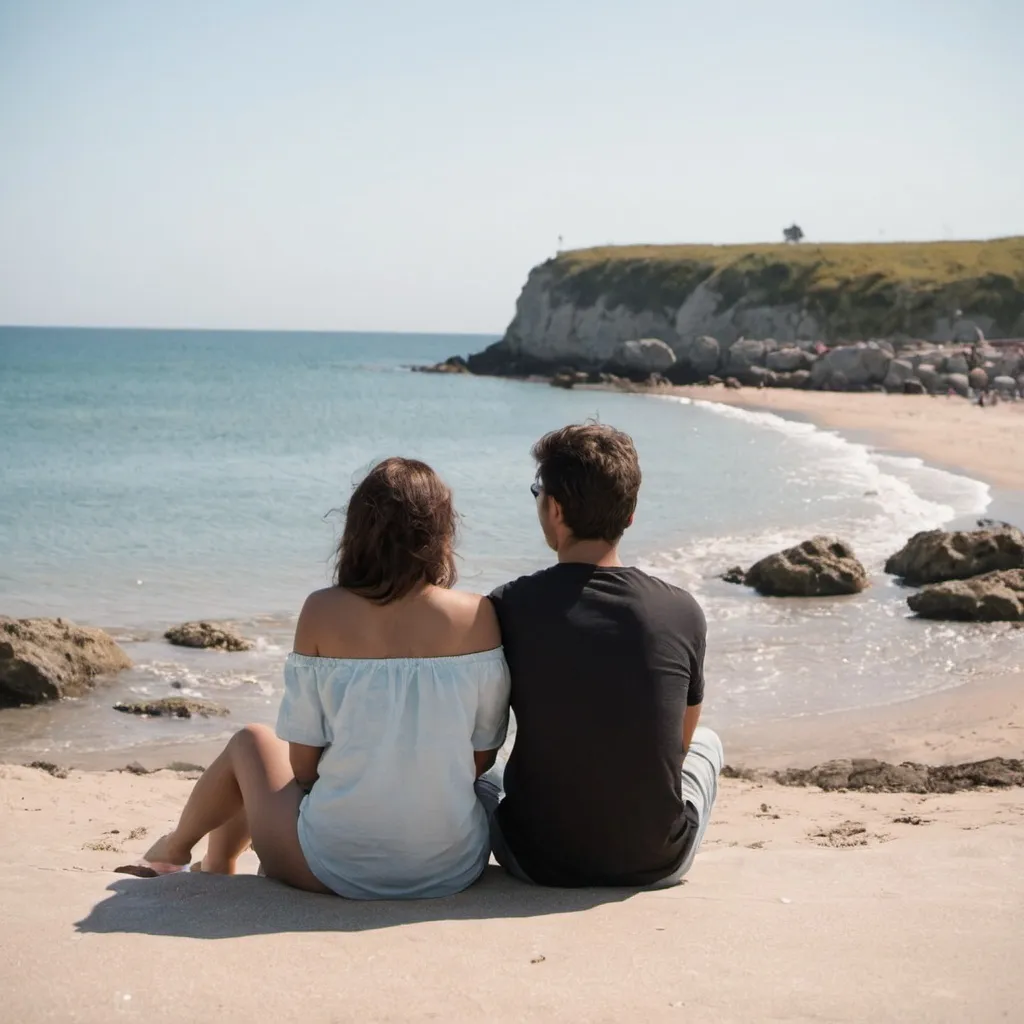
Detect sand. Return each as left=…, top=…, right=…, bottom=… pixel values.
left=666, top=387, right=1024, bottom=492
left=3, top=388, right=1022, bottom=1022
left=2, top=761, right=1022, bottom=1024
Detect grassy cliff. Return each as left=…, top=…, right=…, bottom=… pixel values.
left=545, top=237, right=1024, bottom=340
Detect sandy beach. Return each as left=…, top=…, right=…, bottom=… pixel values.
left=667, top=386, right=1024, bottom=492
left=3, top=388, right=1023, bottom=1023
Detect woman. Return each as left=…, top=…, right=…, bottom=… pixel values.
left=142, top=457, right=510, bottom=898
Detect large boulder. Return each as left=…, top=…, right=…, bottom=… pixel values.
left=992, top=375, right=1018, bottom=396
left=766, top=347, right=814, bottom=373
left=745, top=537, right=869, bottom=597
left=942, top=352, right=970, bottom=377
left=603, top=338, right=676, bottom=380
left=882, top=359, right=915, bottom=392
left=0, top=617, right=132, bottom=707
left=809, top=342, right=891, bottom=391
left=676, top=335, right=721, bottom=379
left=724, top=339, right=768, bottom=383
left=915, top=364, right=942, bottom=394
left=946, top=372, right=970, bottom=398
left=907, top=569, right=1024, bottom=621
left=164, top=621, right=254, bottom=652
left=885, top=525, right=1024, bottom=585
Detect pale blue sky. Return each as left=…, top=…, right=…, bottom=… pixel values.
left=1, top=0, right=1022, bottom=333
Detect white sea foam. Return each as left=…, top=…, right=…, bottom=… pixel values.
left=649, top=394, right=991, bottom=580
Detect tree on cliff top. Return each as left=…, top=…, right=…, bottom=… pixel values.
left=783, top=224, right=805, bottom=244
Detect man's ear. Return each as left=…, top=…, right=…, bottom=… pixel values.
left=549, top=496, right=566, bottom=527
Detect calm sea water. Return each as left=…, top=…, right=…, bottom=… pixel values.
left=1, top=327, right=1021, bottom=762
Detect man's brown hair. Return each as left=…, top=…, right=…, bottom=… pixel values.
left=532, top=423, right=641, bottom=542
left=334, top=457, right=458, bottom=603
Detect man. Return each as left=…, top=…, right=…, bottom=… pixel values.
left=485, top=422, right=723, bottom=888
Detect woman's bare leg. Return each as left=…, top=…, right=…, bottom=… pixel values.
left=198, top=810, right=251, bottom=874
left=144, top=724, right=330, bottom=893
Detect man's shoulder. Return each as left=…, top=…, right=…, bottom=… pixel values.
left=629, top=569, right=706, bottom=626
left=489, top=565, right=562, bottom=605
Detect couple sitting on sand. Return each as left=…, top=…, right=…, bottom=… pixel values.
left=144, top=423, right=724, bottom=896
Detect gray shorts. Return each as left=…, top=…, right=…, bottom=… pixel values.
left=474, top=725, right=725, bottom=887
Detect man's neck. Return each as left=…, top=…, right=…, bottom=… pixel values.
left=556, top=539, right=623, bottom=567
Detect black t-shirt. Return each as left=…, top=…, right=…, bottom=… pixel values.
left=489, top=563, right=707, bottom=887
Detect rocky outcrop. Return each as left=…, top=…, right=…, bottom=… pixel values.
left=113, top=697, right=230, bottom=718
left=772, top=757, right=1024, bottom=793
left=465, top=239, right=1024, bottom=382
left=413, top=356, right=470, bottom=375
left=164, top=621, right=253, bottom=652
left=744, top=537, right=869, bottom=597
left=0, top=617, right=132, bottom=707
left=907, top=569, right=1024, bottom=621
left=885, top=525, right=1024, bottom=584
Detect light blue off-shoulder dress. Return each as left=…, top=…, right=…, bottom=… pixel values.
left=275, top=648, right=510, bottom=899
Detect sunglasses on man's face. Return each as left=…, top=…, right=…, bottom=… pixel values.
left=530, top=481, right=542, bottom=499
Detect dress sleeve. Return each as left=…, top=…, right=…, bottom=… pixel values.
left=276, top=654, right=327, bottom=746
left=472, top=654, right=511, bottom=751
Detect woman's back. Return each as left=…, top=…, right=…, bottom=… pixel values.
left=277, top=585, right=509, bottom=899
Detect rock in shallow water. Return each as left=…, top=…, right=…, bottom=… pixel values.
left=906, top=569, right=1024, bottom=621
left=744, top=537, right=869, bottom=597
left=164, top=621, right=253, bottom=652
left=885, top=525, right=1024, bottom=585
left=0, top=617, right=132, bottom=707
left=113, top=696, right=230, bottom=718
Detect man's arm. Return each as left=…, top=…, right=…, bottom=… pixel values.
left=683, top=703, right=702, bottom=755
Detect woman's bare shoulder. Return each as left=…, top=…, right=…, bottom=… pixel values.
left=434, top=589, right=501, bottom=649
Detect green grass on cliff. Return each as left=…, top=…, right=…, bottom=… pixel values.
left=546, top=237, right=1024, bottom=340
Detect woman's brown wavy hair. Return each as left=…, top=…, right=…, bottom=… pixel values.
left=334, top=457, right=458, bottom=603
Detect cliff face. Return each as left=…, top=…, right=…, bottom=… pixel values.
left=470, top=238, right=1024, bottom=376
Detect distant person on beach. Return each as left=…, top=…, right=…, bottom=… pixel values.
left=483, top=423, right=723, bottom=887
left=140, top=458, right=510, bottom=898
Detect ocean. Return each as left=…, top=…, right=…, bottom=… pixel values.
left=1, top=327, right=1020, bottom=763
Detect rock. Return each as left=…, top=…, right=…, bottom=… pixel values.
left=675, top=335, right=721, bottom=379
left=719, top=566, right=747, bottom=585
left=942, top=352, right=970, bottom=376
left=773, top=756, right=1024, bottom=793
left=724, top=339, right=767, bottom=382
left=766, top=347, right=814, bottom=373
left=907, top=569, right=1024, bottom=621
left=902, top=378, right=926, bottom=395
left=744, top=537, right=869, bottom=597
left=809, top=342, right=891, bottom=391
left=945, top=372, right=970, bottom=397
left=915, top=364, right=942, bottom=393
left=724, top=377, right=742, bottom=389
left=968, top=367, right=989, bottom=391
left=885, top=525, right=1024, bottom=584
left=767, top=369, right=812, bottom=390
left=413, top=356, right=469, bottom=374
left=0, top=617, right=132, bottom=707
left=603, top=338, right=676, bottom=380
left=164, top=621, right=253, bottom=652
left=550, top=373, right=575, bottom=389
left=992, top=375, right=1018, bottom=395
left=882, top=359, right=914, bottom=392
left=113, top=696, right=230, bottom=718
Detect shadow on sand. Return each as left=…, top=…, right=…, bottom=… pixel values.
left=75, top=865, right=642, bottom=939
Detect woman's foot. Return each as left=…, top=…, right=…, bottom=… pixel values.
left=142, top=832, right=192, bottom=870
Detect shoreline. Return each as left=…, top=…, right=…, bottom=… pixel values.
left=655, top=384, right=1024, bottom=493
left=2, top=385, right=1021, bottom=776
